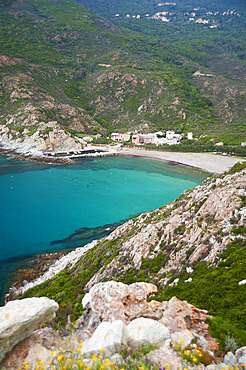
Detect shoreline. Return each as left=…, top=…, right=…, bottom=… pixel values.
left=1, top=145, right=244, bottom=174
left=120, top=147, right=244, bottom=174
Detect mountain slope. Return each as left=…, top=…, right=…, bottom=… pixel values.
left=0, top=0, right=246, bottom=154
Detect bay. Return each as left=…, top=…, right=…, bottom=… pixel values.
left=0, top=155, right=209, bottom=303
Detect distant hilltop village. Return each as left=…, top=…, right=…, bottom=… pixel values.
left=114, top=6, right=240, bottom=28
left=111, top=131, right=192, bottom=146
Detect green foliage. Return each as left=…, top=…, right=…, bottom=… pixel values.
left=152, top=238, right=246, bottom=332
left=206, top=316, right=246, bottom=350
left=228, top=162, right=246, bottom=174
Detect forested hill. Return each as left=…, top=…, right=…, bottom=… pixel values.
left=0, top=0, right=246, bottom=148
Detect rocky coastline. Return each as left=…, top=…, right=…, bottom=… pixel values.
left=5, top=251, right=66, bottom=303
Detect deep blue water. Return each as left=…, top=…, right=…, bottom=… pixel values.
left=0, top=155, right=209, bottom=302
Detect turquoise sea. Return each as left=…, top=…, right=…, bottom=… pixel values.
left=0, top=155, right=209, bottom=303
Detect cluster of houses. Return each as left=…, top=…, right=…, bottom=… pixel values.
left=111, top=131, right=193, bottom=146
left=114, top=7, right=240, bottom=28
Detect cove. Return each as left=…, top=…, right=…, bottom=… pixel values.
left=0, top=155, right=209, bottom=303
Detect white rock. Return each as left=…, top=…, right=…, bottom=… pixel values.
left=82, top=293, right=92, bottom=309
left=171, top=329, right=194, bottom=349
left=0, top=297, right=59, bottom=362
left=126, top=317, right=170, bottom=349
left=205, top=365, right=218, bottom=370
left=184, top=277, right=192, bottom=283
left=186, top=267, right=194, bottom=274
left=224, top=352, right=236, bottom=367
left=238, top=354, right=246, bottom=366
left=235, top=346, right=246, bottom=361
left=238, top=279, right=246, bottom=285
left=24, top=343, right=53, bottom=367
left=81, top=320, right=127, bottom=356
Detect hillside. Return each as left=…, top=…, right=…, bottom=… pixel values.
left=10, top=162, right=246, bottom=349
left=0, top=0, right=246, bottom=155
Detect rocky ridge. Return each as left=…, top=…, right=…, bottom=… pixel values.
left=84, top=167, right=246, bottom=290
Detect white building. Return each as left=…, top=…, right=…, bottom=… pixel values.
left=166, top=130, right=175, bottom=140
left=111, top=133, right=130, bottom=142
left=187, top=132, right=193, bottom=140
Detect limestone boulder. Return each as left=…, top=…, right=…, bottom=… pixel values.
left=0, top=327, right=57, bottom=369
left=235, top=346, right=246, bottom=362
left=0, top=297, right=58, bottom=362
left=171, top=329, right=194, bottom=349
left=147, top=341, right=183, bottom=370
left=238, top=354, right=246, bottom=366
left=224, top=351, right=237, bottom=367
left=24, top=344, right=52, bottom=367
left=126, top=317, right=170, bottom=349
left=81, top=320, right=127, bottom=356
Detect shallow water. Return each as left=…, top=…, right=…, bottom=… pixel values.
left=0, top=155, right=209, bottom=302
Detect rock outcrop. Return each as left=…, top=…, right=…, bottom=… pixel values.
left=82, top=281, right=161, bottom=324
left=0, top=297, right=59, bottom=362
left=0, top=121, right=82, bottom=156
left=77, top=281, right=218, bottom=353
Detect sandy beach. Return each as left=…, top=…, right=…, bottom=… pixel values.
left=120, top=147, right=244, bottom=174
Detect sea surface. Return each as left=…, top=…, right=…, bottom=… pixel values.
left=0, top=154, right=209, bottom=303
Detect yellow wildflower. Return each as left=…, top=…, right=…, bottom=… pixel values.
left=193, top=357, right=198, bottom=363
left=139, top=367, right=144, bottom=370
left=57, top=355, right=63, bottom=361
left=112, top=361, right=116, bottom=365
left=40, top=361, right=45, bottom=364
left=99, top=355, right=103, bottom=359
left=77, top=347, right=82, bottom=352
left=166, top=363, right=170, bottom=367
left=181, top=338, right=183, bottom=343
left=80, top=343, right=83, bottom=346
left=101, top=348, right=105, bottom=352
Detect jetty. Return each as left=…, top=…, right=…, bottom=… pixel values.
left=43, top=145, right=123, bottom=159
